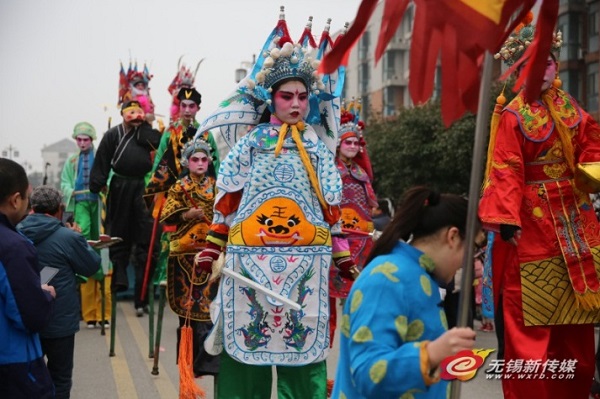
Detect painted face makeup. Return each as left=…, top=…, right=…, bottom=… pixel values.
left=339, top=137, right=360, bottom=160
left=541, top=56, right=558, bottom=92
left=75, top=135, right=92, bottom=151
left=188, top=152, right=209, bottom=177
left=273, top=80, right=308, bottom=125
left=179, top=100, right=199, bottom=123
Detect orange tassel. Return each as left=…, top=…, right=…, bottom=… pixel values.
left=326, top=378, right=334, bottom=397
left=178, top=325, right=205, bottom=399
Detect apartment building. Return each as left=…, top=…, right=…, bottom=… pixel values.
left=342, top=0, right=600, bottom=121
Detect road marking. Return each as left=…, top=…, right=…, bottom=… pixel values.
left=107, top=329, right=139, bottom=399
left=120, top=302, right=179, bottom=398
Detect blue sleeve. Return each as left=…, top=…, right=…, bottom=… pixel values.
left=346, top=260, right=430, bottom=397
left=2, top=240, right=54, bottom=333
left=65, top=230, right=102, bottom=277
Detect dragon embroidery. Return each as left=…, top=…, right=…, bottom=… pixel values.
left=236, top=272, right=273, bottom=351
left=281, top=267, right=315, bottom=350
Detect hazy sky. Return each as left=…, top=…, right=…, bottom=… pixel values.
left=0, top=0, right=361, bottom=172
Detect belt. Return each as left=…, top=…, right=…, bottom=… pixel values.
left=525, top=159, right=573, bottom=184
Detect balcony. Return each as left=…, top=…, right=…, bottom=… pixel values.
left=386, top=38, right=411, bottom=51
left=383, top=75, right=408, bottom=87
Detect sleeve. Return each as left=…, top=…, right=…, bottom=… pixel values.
left=60, top=155, right=76, bottom=211
left=346, top=263, right=434, bottom=397
left=576, top=110, right=600, bottom=164
left=2, top=242, right=54, bottom=333
left=90, top=130, right=115, bottom=193
left=160, top=182, right=188, bottom=225
left=150, top=131, right=171, bottom=175
left=206, top=135, right=252, bottom=244
left=67, top=230, right=102, bottom=277
left=478, top=112, right=525, bottom=231
left=137, top=122, right=162, bottom=151
left=204, top=130, right=221, bottom=175
left=316, top=140, right=343, bottom=229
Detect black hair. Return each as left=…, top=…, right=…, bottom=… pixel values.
left=0, top=158, right=28, bottom=204
left=366, top=186, right=468, bottom=264
left=258, top=77, right=309, bottom=124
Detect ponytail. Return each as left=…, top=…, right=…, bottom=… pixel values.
left=365, top=186, right=468, bottom=264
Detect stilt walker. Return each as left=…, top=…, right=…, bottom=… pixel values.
left=144, top=78, right=219, bottom=372
left=160, top=139, right=219, bottom=396
left=193, top=10, right=357, bottom=398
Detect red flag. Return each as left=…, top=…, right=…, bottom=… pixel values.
left=320, top=0, right=559, bottom=126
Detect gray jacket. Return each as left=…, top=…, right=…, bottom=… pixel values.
left=19, top=214, right=100, bottom=338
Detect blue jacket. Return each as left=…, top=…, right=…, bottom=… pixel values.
left=0, top=213, right=54, bottom=364
left=19, top=213, right=100, bottom=339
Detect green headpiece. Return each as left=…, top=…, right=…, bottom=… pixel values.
left=72, top=122, right=97, bottom=140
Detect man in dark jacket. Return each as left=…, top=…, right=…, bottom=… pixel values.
left=0, top=158, right=55, bottom=398
left=19, top=186, right=101, bottom=399
left=90, top=100, right=161, bottom=316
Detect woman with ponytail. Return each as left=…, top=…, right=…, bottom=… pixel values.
left=331, top=186, right=476, bottom=399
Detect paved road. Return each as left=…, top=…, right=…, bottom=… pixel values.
left=71, top=298, right=504, bottom=398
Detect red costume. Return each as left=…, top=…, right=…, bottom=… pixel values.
left=479, top=87, right=600, bottom=399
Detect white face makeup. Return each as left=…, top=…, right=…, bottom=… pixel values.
left=273, top=80, right=308, bottom=125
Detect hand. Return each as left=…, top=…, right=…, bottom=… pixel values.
left=90, top=267, right=104, bottom=281
left=426, top=327, right=476, bottom=368
left=183, top=208, right=205, bottom=221
left=500, top=224, right=521, bottom=245
left=334, top=256, right=360, bottom=281
left=194, top=241, right=222, bottom=273
left=42, top=284, right=56, bottom=298
left=66, top=221, right=82, bottom=233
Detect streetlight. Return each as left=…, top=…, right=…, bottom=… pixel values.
left=2, top=145, right=19, bottom=159
left=234, top=54, right=256, bottom=83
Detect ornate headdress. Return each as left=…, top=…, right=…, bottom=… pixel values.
left=338, top=99, right=365, bottom=142
left=180, top=138, right=213, bottom=168
left=337, top=99, right=373, bottom=179
left=247, top=9, right=325, bottom=113
left=196, top=7, right=346, bottom=158
left=494, top=12, right=563, bottom=66
left=118, top=61, right=154, bottom=114
left=168, top=58, right=204, bottom=122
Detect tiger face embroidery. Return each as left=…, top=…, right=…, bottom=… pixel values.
left=230, top=198, right=330, bottom=246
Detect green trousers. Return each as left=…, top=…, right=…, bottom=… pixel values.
left=217, top=353, right=327, bottom=399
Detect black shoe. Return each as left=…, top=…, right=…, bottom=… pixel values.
left=87, top=321, right=97, bottom=329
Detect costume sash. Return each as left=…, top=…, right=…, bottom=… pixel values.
left=544, top=180, right=600, bottom=309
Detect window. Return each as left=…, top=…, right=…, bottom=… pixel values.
left=590, top=3, right=599, bottom=53
left=560, top=69, right=581, bottom=100
left=382, top=52, right=396, bottom=81
left=588, top=62, right=599, bottom=112
left=358, top=31, right=370, bottom=61
left=401, top=6, right=414, bottom=37
left=358, top=64, right=369, bottom=94
left=383, top=87, right=395, bottom=117
left=361, top=96, right=370, bottom=121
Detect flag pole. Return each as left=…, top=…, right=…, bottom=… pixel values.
left=450, top=51, right=494, bottom=399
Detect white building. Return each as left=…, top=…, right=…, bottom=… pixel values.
left=342, top=2, right=422, bottom=120
left=41, top=138, right=78, bottom=189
